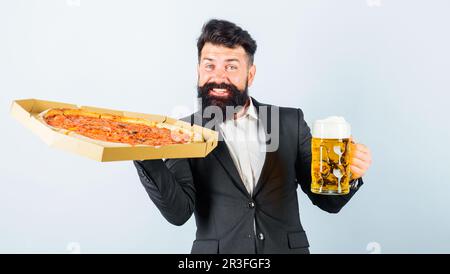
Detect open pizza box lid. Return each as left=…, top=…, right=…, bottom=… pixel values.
left=10, top=98, right=218, bottom=162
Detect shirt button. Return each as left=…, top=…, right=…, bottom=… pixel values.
left=258, top=233, right=264, bottom=241
left=248, top=201, right=255, bottom=208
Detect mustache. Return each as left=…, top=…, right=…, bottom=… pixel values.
left=197, top=81, right=249, bottom=122
left=198, top=82, right=239, bottom=93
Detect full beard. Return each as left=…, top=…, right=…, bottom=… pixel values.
left=197, top=81, right=250, bottom=122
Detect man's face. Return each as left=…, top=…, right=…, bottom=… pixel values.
left=198, top=42, right=256, bottom=93
left=197, top=43, right=256, bottom=119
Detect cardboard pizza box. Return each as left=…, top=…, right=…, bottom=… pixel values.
left=10, top=98, right=218, bottom=162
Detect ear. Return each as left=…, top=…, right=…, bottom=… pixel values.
left=247, top=64, right=256, bottom=87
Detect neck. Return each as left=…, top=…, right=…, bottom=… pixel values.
left=234, top=98, right=251, bottom=120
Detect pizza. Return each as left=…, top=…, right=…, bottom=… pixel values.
left=39, top=108, right=203, bottom=146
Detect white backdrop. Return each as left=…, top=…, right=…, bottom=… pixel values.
left=1, top=0, right=449, bottom=253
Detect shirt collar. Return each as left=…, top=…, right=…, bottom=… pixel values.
left=220, top=97, right=259, bottom=127
left=246, top=97, right=259, bottom=120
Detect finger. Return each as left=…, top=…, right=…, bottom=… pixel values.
left=354, top=144, right=370, bottom=155
left=353, top=145, right=372, bottom=166
left=351, top=157, right=370, bottom=171
left=350, top=164, right=365, bottom=178
left=351, top=150, right=368, bottom=161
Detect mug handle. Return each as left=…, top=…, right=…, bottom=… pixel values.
left=349, top=137, right=359, bottom=189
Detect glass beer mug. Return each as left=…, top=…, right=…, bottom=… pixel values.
left=311, top=116, right=352, bottom=195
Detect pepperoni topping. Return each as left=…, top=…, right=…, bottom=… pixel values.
left=44, top=112, right=188, bottom=146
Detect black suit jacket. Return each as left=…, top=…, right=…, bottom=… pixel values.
left=134, top=98, right=363, bottom=254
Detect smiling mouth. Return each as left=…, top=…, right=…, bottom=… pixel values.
left=209, top=88, right=230, bottom=97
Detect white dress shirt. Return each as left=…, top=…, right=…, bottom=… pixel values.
left=219, top=98, right=266, bottom=196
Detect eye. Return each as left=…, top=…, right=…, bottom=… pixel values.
left=226, top=65, right=238, bottom=71
left=205, top=64, right=214, bottom=70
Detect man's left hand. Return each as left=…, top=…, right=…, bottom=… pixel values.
left=349, top=137, right=372, bottom=180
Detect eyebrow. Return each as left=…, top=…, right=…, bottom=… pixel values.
left=201, top=57, right=241, bottom=63
left=225, top=58, right=240, bottom=63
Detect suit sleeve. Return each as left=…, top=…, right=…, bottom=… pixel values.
left=295, top=109, right=364, bottom=213
left=133, top=158, right=195, bottom=225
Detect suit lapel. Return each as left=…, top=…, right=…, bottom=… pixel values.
left=252, top=98, right=277, bottom=198
left=190, top=98, right=278, bottom=198
left=188, top=111, right=250, bottom=197
left=212, top=136, right=250, bottom=197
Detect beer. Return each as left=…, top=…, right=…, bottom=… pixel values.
left=311, top=117, right=351, bottom=195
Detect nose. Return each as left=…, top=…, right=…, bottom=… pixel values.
left=211, top=67, right=228, bottom=83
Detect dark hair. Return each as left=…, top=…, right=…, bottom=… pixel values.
left=197, top=19, right=257, bottom=65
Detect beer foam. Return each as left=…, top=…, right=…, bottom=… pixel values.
left=312, top=116, right=351, bottom=139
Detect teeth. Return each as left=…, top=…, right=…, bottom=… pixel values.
left=212, top=88, right=227, bottom=93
